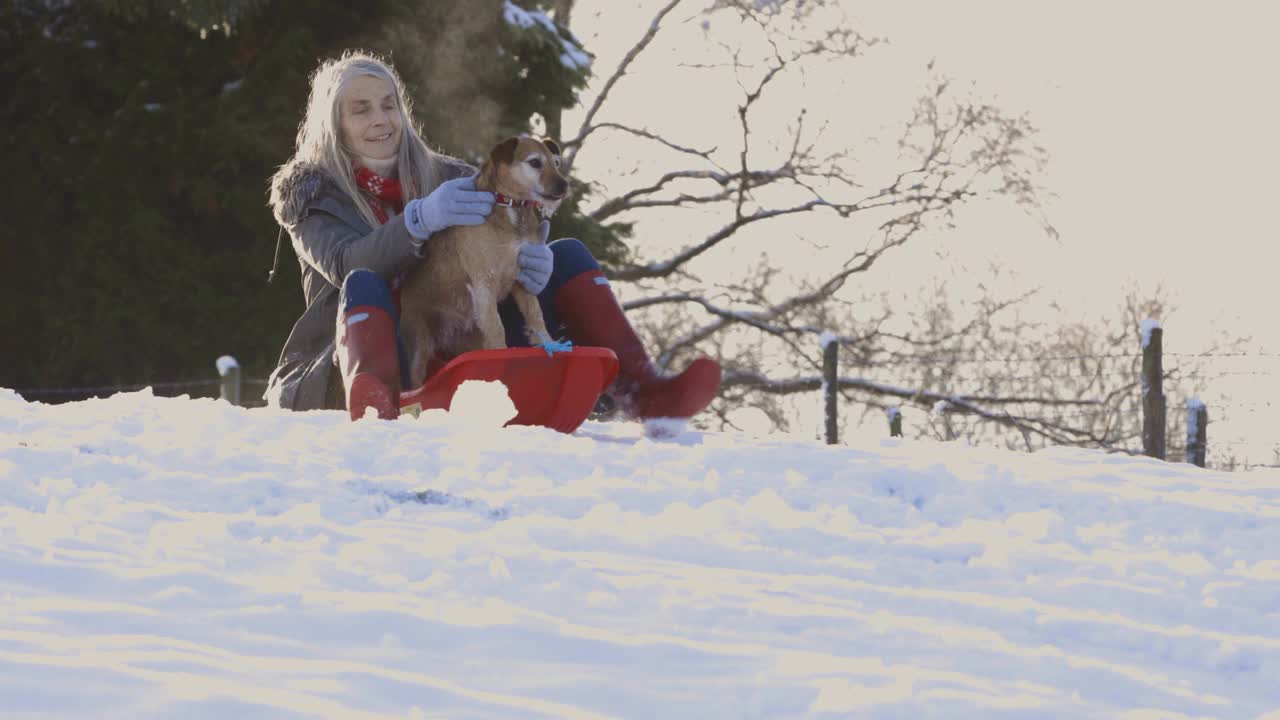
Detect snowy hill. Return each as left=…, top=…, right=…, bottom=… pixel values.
left=2, top=385, right=1278, bottom=719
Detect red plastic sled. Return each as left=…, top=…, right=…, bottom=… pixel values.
left=398, top=346, right=619, bottom=434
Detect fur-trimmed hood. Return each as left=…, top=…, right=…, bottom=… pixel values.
left=268, top=155, right=476, bottom=227
left=268, top=159, right=335, bottom=228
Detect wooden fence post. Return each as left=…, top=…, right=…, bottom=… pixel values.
left=1186, top=398, right=1208, bottom=467
left=822, top=333, right=838, bottom=445
left=217, top=355, right=241, bottom=406
left=1141, top=320, right=1166, bottom=460
left=887, top=407, right=902, bottom=438
left=933, top=400, right=955, bottom=441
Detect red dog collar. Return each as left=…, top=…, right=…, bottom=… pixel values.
left=493, top=193, right=543, bottom=210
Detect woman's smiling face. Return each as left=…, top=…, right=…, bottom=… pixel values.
left=338, top=74, right=402, bottom=162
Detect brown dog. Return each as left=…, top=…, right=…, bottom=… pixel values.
left=398, top=136, right=569, bottom=388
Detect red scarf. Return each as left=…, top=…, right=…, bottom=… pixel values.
left=352, top=166, right=409, bottom=307
left=353, top=166, right=404, bottom=224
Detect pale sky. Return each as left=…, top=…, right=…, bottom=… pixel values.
left=571, top=0, right=1276, bottom=340
left=861, top=2, right=1279, bottom=341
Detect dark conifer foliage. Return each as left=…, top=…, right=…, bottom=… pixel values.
left=1, top=0, right=615, bottom=397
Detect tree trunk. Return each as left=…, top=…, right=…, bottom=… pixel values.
left=546, top=0, right=575, bottom=141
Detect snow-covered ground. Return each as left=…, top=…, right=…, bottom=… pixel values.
left=2, top=384, right=1278, bottom=719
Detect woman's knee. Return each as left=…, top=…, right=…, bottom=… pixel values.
left=548, top=238, right=600, bottom=281
left=340, top=269, right=394, bottom=314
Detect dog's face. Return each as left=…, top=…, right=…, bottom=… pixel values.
left=489, top=136, right=570, bottom=214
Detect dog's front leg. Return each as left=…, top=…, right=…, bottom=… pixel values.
left=477, top=306, right=508, bottom=349
left=401, top=315, right=435, bottom=389
left=470, top=282, right=508, bottom=350
left=511, top=286, right=550, bottom=345
left=512, top=286, right=572, bottom=356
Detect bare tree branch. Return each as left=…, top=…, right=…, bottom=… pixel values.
left=720, top=369, right=1131, bottom=448
left=586, top=122, right=718, bottom=159
left=590, top=168, right=789, bottom=224
left=559, top=0, right=1204, bottom=453
left=563, top=0, right=685, bottom=170
left=610, top=199, right=824, bottom=281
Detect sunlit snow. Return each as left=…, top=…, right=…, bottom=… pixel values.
left=2, top=386, right=1277, bottom=718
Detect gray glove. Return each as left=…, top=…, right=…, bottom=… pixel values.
left=403, top=175, right=495, bottom=240
left=516, top=220, right=554, bottom=295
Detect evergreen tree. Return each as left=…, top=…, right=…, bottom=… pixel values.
left=1, top=0, right=616, bottom=398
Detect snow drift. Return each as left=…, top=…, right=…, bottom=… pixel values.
left=2, top=385, right=1278, bottom=718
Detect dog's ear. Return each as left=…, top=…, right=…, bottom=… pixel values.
left=490, top=137, right=520, bottom=166
left=541, top=137, right=561, bottom=157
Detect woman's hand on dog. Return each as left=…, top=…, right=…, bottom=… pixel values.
left=404, top=175, right=496, bottom=240
left=516, top=221, right=554, bottom=295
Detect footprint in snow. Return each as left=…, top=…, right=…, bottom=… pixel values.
left=390, top=489, right=510, bottom=520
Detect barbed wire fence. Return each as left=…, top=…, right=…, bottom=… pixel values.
left=11, top=331, right=1279, bottom=471
left=15, top=356, right=271, bottom=409
left=817, top=325, right=1279, bottom=472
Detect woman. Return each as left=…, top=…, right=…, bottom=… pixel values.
left=265, top=51, right=720, bottom=422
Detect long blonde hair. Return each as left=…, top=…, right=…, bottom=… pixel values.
left=290, top=50, right=448, bottom=228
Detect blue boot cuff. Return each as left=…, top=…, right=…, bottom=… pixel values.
left=341, top=269, right=397, bottom=322
left=547, top=239, right=601, bottom=297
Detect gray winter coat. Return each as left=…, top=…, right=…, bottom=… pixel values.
left=264, top=158, right=473, bottom=411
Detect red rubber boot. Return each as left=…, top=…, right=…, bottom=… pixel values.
left=336, top=305, right=401, bottom=420
left=553, top=269, right=721, bottom=420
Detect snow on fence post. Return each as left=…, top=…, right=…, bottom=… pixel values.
left=217, top=356, right=241, bottom=407
left=821, top=332, right=839, bottom=445
left=1140, top=319, right=1166, bottom=460
left=887, top=407, right=902, bottom=438
left=933, top=400, right=955, bottom=441
left=1186, top=398, right=1208, bottom=468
